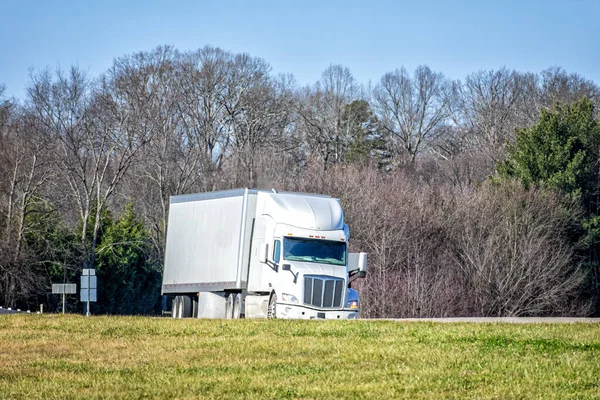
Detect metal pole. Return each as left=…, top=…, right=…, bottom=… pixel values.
left=86, top=275, right=90, bottom=317
left=62, top=293, right=65, bottom=315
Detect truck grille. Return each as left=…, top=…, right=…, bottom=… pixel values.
left=303, top=276, right=344, bottom=308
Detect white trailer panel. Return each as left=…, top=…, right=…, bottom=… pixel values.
left=162, top=189, right=256, bottom=294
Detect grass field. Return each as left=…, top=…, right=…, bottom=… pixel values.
left=1, top=315, right=599, bottom=399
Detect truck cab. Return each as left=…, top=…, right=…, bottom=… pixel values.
left=245, top=191, right=367, bottom=319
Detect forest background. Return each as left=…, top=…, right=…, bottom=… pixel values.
left=1, top=45, right=599, bottom=317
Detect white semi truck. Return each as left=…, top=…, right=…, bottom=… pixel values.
left=162, top=188, right=367, bottom=319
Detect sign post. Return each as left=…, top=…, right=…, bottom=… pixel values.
left=80, top=269, right=97, bottom=317
left=52, top=283, right=77, bottom=314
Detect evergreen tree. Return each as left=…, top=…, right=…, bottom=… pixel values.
left=498, top=98, right=600, bottom=199
left=94, top=203, right=161, bottom=315
left=497, top=98, right=600, bottom=309
left=340, top=100, right=389, bottom=167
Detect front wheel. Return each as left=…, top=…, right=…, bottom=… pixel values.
left=267, top=293, right=277, bottom=319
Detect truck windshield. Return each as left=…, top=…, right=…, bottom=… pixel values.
left=283, top=237, right=346, bottom=266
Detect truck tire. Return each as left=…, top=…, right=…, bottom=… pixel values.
left=267, top=293, right=277, bottom=319
left=232, top=293, right=242, bottom=319
left=226, top=294, right=234, bottom=319
left=192, top=296, right=198, bottom=319
left=181, top=295, right=192, bottom=318
left=171, top=296, right=181, bottom=318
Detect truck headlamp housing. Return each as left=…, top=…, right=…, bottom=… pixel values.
left=346, top=299, right=359, bottom=309
left=281, top=293, right=299, bottom=303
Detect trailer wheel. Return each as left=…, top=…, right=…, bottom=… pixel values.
left=181, top=296, right=192, bottom=318
left=226, top=294, right=234, bottom=319
left=232, top=293, right=242, bottom=319
left=171, top=296, right=181, bottom=318
left=267, top=293, right=277, bottom=319
left=192, top=295, right=198, bottom=319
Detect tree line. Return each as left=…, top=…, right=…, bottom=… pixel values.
left=1, top=45, right=599, bottom=316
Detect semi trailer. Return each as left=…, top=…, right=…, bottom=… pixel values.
left=162, top=188, right=367, bottom=319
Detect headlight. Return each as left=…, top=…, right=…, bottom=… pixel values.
left=280, top=293, right=299, bottom=303
left=346, top=300, right=359, bottom=309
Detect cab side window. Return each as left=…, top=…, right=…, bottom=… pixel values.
left=273, top=240, right=281, bottom=263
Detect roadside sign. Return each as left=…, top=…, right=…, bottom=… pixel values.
left=52, top=284, right=76, bottom=294
left=80, top=289, right=97, bottom=302
left=80, top=275, right=97, bottom=302
left=52, top=283, right=77, bottom=314
left=80, top=276, right=97, bottom=289
left=80, top=269, right=97, bottom=316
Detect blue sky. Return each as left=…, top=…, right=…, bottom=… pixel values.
left=2, top=0, right=599, bottom=100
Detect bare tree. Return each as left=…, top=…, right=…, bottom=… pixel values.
left=451, top=67, right=599, bottom=159
left=297, top=64, right=358, bottom=167
left=373, top=66, right=451, bottom=163
left=176, top=46, right=234, bottom=191
left=540, top=66, right=600, bottom=108
left=227, top=71, right=296, bottom=187
left=0, top=94, right=55, bottom=306
left=0, top=85, right=8, bottom=130
left=451, top=68, right=528, bottom=154
left=290, top=165, right=468, bottom=318
left=28, top=66, right=151, bottom=271
left=112, top=47, right=186, bottom=255
left=452, top=181, right=590, bottom=316
left=288, top=162, right=591, bottom=318
left=422, top=69, right=531, bottom=185
left=3, top=114, right=53, bottom=257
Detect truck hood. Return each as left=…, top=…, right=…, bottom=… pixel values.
left=284, top=261, right=346, bottom=279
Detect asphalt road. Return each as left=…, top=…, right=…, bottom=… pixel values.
left=376, top=317, right=600, bottom=323
left=0, top=308, right=38, bottom=314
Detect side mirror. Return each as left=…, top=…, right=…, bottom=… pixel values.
left=259, top=243, right=269, bottom=264
left=347, top=252, right=367, bottom=283
left=357, top=252, right=367, bottom=273
left=281, top=264, right=297, bottom=283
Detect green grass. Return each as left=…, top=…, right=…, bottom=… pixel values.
left=1, top=316, right=599, bottom=399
